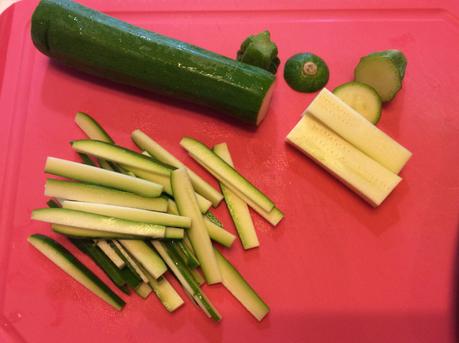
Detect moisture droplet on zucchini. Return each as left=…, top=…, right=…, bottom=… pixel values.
left=284, top=53, right=329, bottom=92
left=236, top=31, right=280, bottom=74
left=333, top=82, right=382, bottom=124
left=354, top=49, right=407, bottom=102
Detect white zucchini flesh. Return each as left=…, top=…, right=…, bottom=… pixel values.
left=332, top=82, right=382, bottom=124
left=171, top=168, right=221, bottom=284
left=119, top=240, right=167, bottom=279
left=132, top=129, right=223, bottom=206
left=213, top=143, right=259, bottom=249
left=134, top=282, right=153, bottom=299
left=306, top=88, right=412, bottom=173
left=286, top=115, right=402, bottom=206
left=45, top=157, right=163, bottom=197
left=144, top=272, right=184, bottom=312
left=45, top=179, right=168, bottom=212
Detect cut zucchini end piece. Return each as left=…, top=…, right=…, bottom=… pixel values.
left=284, top=53, right=329, bottom=93
left=354, top=56, right=402, bottom=102
left=333, top=81, right=382, bottom=124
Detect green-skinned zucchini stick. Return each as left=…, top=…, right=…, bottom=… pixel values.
left=171, top=168, right=221, bottom=284
left=45, top=157, right=163, bottom=197
left=70, top=238, right=130, bottom=295
left=131, top=129, right=223, bottom=206
left=152, top=240, right=221, bottom=321
left=213, top=143, right=259, bottom=249
left=32, top=208, right=171, bottom=239
left=215, top=249, right=269, bottom=321
left=44, top=179, right=168, bottom=212
left=28, top=234, right=125, bottom=310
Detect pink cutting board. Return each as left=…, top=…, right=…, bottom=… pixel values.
left=1, top=1, right=458, bottom=342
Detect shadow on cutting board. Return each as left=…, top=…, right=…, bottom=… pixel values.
left=285, top=143, right=401, bottom=236
left=40, top=60, right=261, bottom=132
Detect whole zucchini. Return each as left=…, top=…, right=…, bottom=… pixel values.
left=31, top=0, right=276, bottom=125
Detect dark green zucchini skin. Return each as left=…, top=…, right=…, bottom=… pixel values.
left=31, top=0, right=275, bottom=125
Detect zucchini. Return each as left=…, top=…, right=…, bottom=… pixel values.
left=168, top=199, right=236, bottom=247
left=53, top=224, right=136, bottom=240
left=152, top=241, right=221, bottom=321
left=180, top=137, right=275, bottom=212
left=45, top=179, right=168, bottom=212
left=354, top=49, right=407, bottom=102
left=213, top=143, right=259, bottom=249
left=61, top=201, right=191, bottom=228
left=204, top=216, right=235, bottom=248
left=125, top=165, right=212, bottom=213
left=32, top=208, right=168, bottom=238
left=307, top=88, right=412, bottom=174
left=144, top=272, right=184, bottom=312
left=118, top=240, right=167, bottom=279
left=108, top=243, right=143, bottom=289
left=132, top=129, right=223, bottom=206
left=28, top=234, right=125, bottom=310
left=71, top=140, right=171, bottom=176
left=77, top=152, right=96, bottom=167
left=171, top=168, right=221, bottom=284
left=75, top=112, right=132, bottom=174
left=170, top=240, right=200, bottom=269
left=214, top=249, right=269, bottom=321
left=54, top=224, right=183, bottom=240
left=47, top=199, right=60, bottom=208
left=286, top=115, right=402, bottom=206
left=75, top=112, right=114, bottom=143
left=166, top=242, right=202, bottom=287
left=219, top=183, right=283, bottom=226
left=94, top=240, right=125, bottom=269
left=70, top=238, right=130, bottom=294
left=45, top=157, right=163, bottom=197
left=120, top=266, right=142, bottom=290
left=164, top=228, right=185, bottom=240
left=190, top=268, right=205, bottom=286
left=31, top=0, right=275, bottom=126
left=112, top=241, right=149, bottom=283
left=236, top=31, right=280, bottom=74
left=284, top=53, right=329, bottom=92
left=134, top=282, right=153, bottom=299
left=333, top=82, right=382, bottom=124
